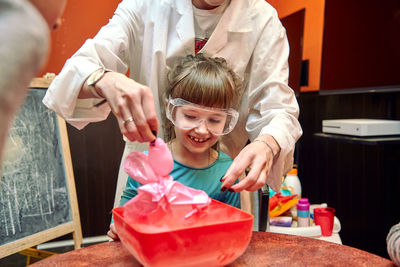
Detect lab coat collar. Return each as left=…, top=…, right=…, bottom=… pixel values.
left=225, top=0, right=252, bottom=33
left=204, top=0, right=252, bottom=55
left=164, top=0, right=191, bottom=15
left=175, top=0, right=253, bottom=32
left=165, top=0, right=252, bottom=54
left=165, top=0, right=195, bottom=46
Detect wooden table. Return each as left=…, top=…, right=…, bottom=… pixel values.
left=32, top=231, right=394, bottom=266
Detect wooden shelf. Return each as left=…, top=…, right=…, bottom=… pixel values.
left=29, top=74, right=55, bottom=88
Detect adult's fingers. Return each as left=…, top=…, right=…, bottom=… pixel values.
left=101, top=73, right=159, bottom=142
left=244, top=166, right=269, bottom=192
left=221, top=140, right=274, bottom=192
left=142, top=89, right=158, bottom=138
left=117, top=100, right=143, bottom=142
left=231, top=157, right=267, bottom=192
left=221, top=151, right=252, bottom=191
left=127, top=88, right=156, bottom=142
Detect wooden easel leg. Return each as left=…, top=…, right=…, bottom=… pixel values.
left=26, top=254, right=32, bottom=265
left=19, top=247, right=58, bottom=265
left=72, top=228, right=83, bottom=249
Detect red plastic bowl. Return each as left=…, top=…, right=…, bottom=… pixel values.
left=113, top=199, right=253, bottom=267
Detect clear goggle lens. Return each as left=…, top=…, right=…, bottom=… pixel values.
left=166, top=97, right=239, bottom=136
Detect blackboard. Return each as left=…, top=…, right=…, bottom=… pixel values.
left=0, top=86, right=82, bottom=258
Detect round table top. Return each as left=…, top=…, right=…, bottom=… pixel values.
left=32, top=231, right=394, bottom=267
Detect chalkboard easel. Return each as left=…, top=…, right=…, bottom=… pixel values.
left=0, top=77, right=82, bottom=258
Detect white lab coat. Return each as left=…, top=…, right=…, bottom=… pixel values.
left=43, top=0, right=302, bottom=207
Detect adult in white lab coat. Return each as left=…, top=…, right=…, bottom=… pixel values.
left=0, top=0, right=66, bottom=165
left=43, top=0, right=302, bottom=207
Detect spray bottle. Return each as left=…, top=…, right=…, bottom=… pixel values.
left=284, top=167, right=302, bottom=197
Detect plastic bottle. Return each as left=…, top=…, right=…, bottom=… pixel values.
left=284, top=168, right=302, bottom=198
left=297, top=198, right=310, bottom=227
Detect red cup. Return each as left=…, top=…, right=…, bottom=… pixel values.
left=314, top=207, right=335, bottom=236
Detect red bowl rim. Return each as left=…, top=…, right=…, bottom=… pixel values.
left=113, top=199, right=254, bottom=235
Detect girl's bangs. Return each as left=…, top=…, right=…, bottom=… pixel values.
left=172, top=71, right=234, bottom=109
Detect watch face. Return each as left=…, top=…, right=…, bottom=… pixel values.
left=88, top=68, right=104, bottom=86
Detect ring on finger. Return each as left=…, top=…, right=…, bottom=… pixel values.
left=122, top=116, right=133, bottom=125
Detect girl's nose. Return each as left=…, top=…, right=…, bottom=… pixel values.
left=194, top=120, right=209, bottom=134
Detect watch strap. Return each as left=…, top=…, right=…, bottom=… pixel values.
left=89, top=83, right=104, bottom=98
left=87, top=68, right=110, bottom=98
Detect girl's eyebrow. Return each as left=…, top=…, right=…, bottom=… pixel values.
left=209, top=112, right=226, bottom=117
left=181, top=107, right=200, bottom=112
left=184, top=107, right=225, bottom=115
left=180, top=105, right=228, bottom=117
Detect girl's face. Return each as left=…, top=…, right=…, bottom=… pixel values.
left=174, top=119, right=219, bottom=156
left=166, top=97, right=238, bottom=161
left=173, top=105, right=222, bottom=156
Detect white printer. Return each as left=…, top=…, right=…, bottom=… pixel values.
left=322, top=119, right=400, bottom=137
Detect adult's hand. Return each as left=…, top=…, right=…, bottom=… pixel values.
left=221, top=134, right=281, bottom=192
left=85, top=71, right=158, bottom=142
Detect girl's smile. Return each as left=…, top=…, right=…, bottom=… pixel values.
left=170, top=123, right=218, bottom=168
left=188, top=134, right=210, bottom=143
left=183, top=126, right=217, bottom=151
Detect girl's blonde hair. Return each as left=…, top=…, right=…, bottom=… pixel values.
left=164, top=53, right=242, bottom=141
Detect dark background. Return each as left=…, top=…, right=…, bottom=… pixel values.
left=284, top=0, right=400, bottom=258
left=320, top=0, right=400, bottom=91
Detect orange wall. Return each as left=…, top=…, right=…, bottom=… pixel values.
left=40, top=0, right=120, bottom=76
left=268, top=0, right=325, bottom=92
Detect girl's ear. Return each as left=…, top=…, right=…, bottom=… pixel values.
left=163, top=97, right=168, bottom=110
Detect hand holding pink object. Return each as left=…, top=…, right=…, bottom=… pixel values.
left=122, top=138, right=211, bottom=218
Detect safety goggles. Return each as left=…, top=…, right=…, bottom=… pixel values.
left=166, top=97, right=239, bottom=136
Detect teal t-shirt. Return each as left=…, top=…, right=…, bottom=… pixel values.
left=120, top=151, right=240, bottom=208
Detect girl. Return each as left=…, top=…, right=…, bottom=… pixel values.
left=108, top=53, right=242, bottom=239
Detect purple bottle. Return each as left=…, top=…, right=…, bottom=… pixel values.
left=297, top=198, right=310, bottom=227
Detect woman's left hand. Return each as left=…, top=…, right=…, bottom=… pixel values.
left=221, top=135, right=280, bottom=192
